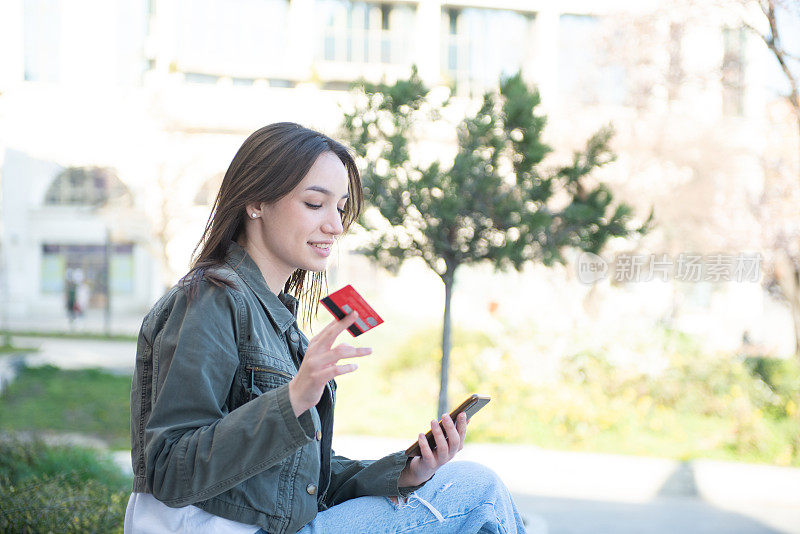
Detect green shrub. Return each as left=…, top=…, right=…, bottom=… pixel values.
left=380, top=327, right=494, bottom=378
left=366, top=324, right=800, bottom=466
left=1, top=474, right=127, bottom=534
left=744, top=357, right=800, bottom=402
left=0, top=437, right=130, bottom=489
left=0, top=436, right=129, bottom=533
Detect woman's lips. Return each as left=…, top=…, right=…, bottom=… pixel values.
left=308, top=242, right=331, bottom=257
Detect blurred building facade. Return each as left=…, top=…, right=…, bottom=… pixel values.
left=0, top=0, right=792, bottom=354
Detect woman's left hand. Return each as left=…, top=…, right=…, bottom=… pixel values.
left=397, top=411, right=468, bottom=488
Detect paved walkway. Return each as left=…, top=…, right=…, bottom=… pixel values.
left=329, top=436, right=800, bottom=534
left=5, top=335, right=800, bottom=534
left=13, top=336, right=137, bottom=374
left=3, top=310, right=143, bottom=337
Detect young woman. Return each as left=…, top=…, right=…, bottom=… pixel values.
left=124, top=122, right=527, bottom=533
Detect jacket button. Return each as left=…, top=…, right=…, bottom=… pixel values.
left=290, top=331, right=299, bottom=343
left=315, top=430, right=322, bottom=441
left=306, top=484, right=317, bottom=495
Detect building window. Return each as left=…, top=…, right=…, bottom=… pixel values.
left=116, top=0, right=151, bottom=85
left=41, top=244, right=135, bottom=299
left=44, top=167, right=132, bottom=207
left=446, top=9, right=459, bottom=72
left=175, top=0, right=289, bottom=78
left=146, top=0, right=156, bottom=34
left=317, top=1, right=415, bottom=65
left=722, top=27, right=746, bottom=117
left=23, top=0, right=61, bottom=82
left=442, top=8, right=535, bottom=96
left=184, top=72, right=220, bottom=85
left=559, top=14, right=627, bottom=106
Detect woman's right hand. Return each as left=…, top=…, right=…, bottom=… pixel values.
left=288, top=311, right=372, bottom=417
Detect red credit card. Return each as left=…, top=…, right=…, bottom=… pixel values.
left=321, top=285, right=383, bottom=337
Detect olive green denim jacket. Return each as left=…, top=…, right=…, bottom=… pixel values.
left=130, top=241, right=419, bottom=533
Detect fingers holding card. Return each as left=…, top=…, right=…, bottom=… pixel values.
left=321, top=285, right=383, bottom=337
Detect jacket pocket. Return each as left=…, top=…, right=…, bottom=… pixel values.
left=244, top=364, right=293, bottom=401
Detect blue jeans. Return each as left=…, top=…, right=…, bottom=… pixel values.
left=259, top=461, right=527, bottom=533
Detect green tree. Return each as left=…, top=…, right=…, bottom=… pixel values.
left=341, top=68, right=650, bottom=416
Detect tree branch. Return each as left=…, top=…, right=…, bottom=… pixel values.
left=764, top=1, right=800, bottom=115
left=742, top=0, right=800, bottom=138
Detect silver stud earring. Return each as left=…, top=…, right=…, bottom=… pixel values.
left=251, top=213, right=258, bottom=219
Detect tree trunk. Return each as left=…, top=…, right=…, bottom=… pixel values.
left=773, top=250, right=800, bottom=360
left=792, top=300, right=800, bottom=360
left=790, top=263, right=800, bottom=360
left=437, top=269, right=455, bottom=417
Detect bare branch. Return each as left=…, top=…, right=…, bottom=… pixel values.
left=744, top=0, right=800, bottom=135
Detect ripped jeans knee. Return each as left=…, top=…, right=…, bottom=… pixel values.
left=301, top=461, right=529, bottom=534
left=386, top=480, right=458, bottom=523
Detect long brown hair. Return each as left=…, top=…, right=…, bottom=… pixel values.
left=181, top=122, right=363, bottom=327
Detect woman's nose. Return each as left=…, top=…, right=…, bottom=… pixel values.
left=322, top=207, right=344, bottom=235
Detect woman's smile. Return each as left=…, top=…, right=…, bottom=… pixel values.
left=308, top=241, right=332, bottom=257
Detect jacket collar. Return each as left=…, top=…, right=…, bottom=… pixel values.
left=224, top=241, right=298, bottom=333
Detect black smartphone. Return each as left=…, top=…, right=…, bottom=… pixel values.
left=405, top=394, right=491, bottom=457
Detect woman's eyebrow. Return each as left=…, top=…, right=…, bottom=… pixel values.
left=304, top=185, right=349, bottom=199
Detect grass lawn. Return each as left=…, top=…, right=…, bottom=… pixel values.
left=328, top=323, right=800, bottom=467
left=0, top=345, right=39, bottom=354
left=332, top=356, right=799, bottom=466
left=0, top=365, right=131, bottom=449
left=1, top=348, right=796, bottom=468
left=0, top=330, right=137, bottom=342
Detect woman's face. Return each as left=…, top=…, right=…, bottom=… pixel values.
left=253, top=151, right=349, bottom=277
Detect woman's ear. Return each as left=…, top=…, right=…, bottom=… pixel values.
left=245, top=202, right=264, bottom=220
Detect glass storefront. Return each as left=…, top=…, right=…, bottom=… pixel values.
left=41, top=243, right=135, bottom=307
